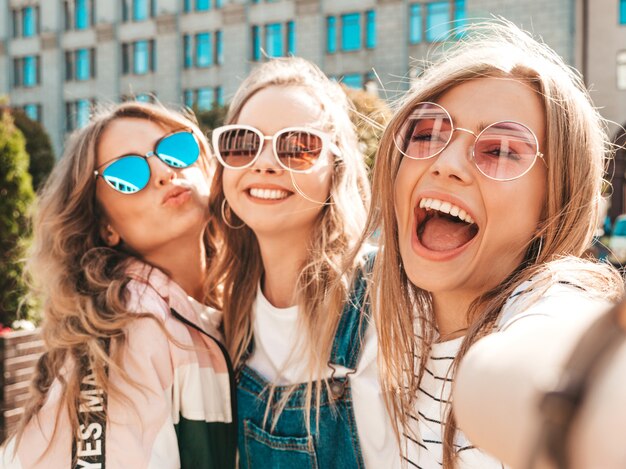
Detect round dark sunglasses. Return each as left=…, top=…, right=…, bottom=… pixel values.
left=94, top=130, right=200, bottom=194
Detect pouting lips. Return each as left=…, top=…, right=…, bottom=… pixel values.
left=416, top=204, right=479, bottom=252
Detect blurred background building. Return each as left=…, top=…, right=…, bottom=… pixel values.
left=0, top=0, right=624, bottom=194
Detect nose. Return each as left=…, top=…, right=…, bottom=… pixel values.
left=150, top=156, right=177, bottom=187
left=428, top=129, right=475, bottom=183
left=250, top=139, right=283, bottom=174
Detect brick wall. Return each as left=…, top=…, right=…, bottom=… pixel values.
left=0, top=329, right=44, bottom=443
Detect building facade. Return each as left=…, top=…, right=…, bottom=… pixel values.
left=0, top=0, right=586, bottom=156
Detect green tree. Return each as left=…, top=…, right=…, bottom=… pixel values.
left=195, top=105, right=229, bottom=136
left=11, top=108, right=55, bottom=192
left=0, top=109, right=35, bottom=326
left=342, top=86, right=392, bottom=173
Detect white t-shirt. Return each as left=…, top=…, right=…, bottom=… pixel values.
left=403, top=277, right=611, bottom=469
left=246, top=284, right=401, bottom=469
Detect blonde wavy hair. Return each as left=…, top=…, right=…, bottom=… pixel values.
left=207, top=57, right=370, bottom=425
left=14, top=101, right=217, bottom=455
left=355, top=21, right=624, bottom=468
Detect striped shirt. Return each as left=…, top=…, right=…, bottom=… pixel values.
left=402, top=337, right=505, bottom=469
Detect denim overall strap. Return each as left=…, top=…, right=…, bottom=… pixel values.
left=328, top=252, right=375, bottom=371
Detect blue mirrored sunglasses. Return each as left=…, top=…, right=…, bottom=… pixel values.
left=94, top=130, right=200, bottom=194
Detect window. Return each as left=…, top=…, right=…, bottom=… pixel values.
left=618, top=51, right=626, bottom=90
left=184, top=0, right=220, bottom=12
left=123, top=0, right=155, bottom=21
left=23, top=104, right=41, bottom=122
left=621, top=0, right=626, bottom=25
left=13, top=56, right=40, bottom=88
left=183, top=32, right=221, bottom=68
left=66, top=99, right=93, bottom=131
left=327, top=10, right=375, bottom=53
left=196, top=33, right=212, bottom=67
left=12, top=6, right=40, bottom=38
left=409, top=4, right=422, bottom=44
left=365, top=11, right=376, bottom=49
left=265, top=23, right=283, bottom=57
left=216, top=30, right=224, bottom=65
left=184, top=87, right=223, bottom=110
left=122, top=40, right=156, bottom=74
left=251, top=22, right=295, bottom=60
left=341, top=13, right=360, bottom=51
left=342, top=74, right=363, bottom=89
left=196, top=0, right=209, bottom=10
left=409, top=1, right=466, bottom=44
left=65, top=48, right=96, bottom=81
left=23, top=7, right=36, bottom=37
left=327, top=17, right=337, bottom=53
left=64, top=0, right=95, bottom=30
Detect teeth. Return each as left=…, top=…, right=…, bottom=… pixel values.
left=419, top=197, right=475, bottom=224
left=249, top=188, right=290, bottom=200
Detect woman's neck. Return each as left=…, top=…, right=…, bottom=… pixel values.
left=432, top=291, right=476, bottom=338
left=144, top=233, right=208, bottom=302
left=257, top=234, right=308, bottom=308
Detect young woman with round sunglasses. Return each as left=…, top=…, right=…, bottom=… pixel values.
left=1, top=102, right=237, bottom=468
left=345, top=21, right=623, bottom=468
left=207, top=57, right=399, bottom=468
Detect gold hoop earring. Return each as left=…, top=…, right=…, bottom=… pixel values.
left=221, top=198, right=245, bottom=230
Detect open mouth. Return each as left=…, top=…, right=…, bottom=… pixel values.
left=247, top=187, right=292, bottom=201
left=415, top=198, right=479, bottom=252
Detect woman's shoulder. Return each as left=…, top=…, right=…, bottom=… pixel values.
left=498, top=257, right=622, bottom=329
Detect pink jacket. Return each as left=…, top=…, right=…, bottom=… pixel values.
left=1, top=261, right=237, bottom=468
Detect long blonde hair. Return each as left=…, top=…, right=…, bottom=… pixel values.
left=15, top=101, right=217, bottom=452
left=207, top=57, right=370, bottom=423
left=359, top=22, right=624, bottom=467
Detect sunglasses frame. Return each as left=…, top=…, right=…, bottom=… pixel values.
left=396, top=101, right=545, bottom=182
left=211, top=124, right=340, bottom=173
left=94, top=129, right=200, bottom=194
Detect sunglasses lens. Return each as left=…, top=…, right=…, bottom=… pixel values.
left=156, top=131, right=200, bottom=168
left=394, top=103, right=452, bottom=159
left=275, top=130, right=323, bottom=171
left=101, top=156, right=150, bottom=194
left=474, top=123, right=539, bottom=180
left=216, top=127, right=261, bottom=168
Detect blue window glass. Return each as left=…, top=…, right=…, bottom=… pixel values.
left=196, top=32, right=212, bottom=67
left=24, top=104, right=39, bottom=122
left=197, top=87, right=214, bottom=110
left=216, top=31, right=224, bottom=65
left=252, top=25, right=261, bottom=61
left=454, top=0, right=466, bottom=29
left=184, top=35, right=193, bottom=68
left=134, top=40, right=149, bottom=74
left=341, top=13, right=360, bottom=51
left=215, top=0, right=223, bottom=7
left=75, top=0, right=89, bottom=29
left=426, top=1, right=451, bottom=42
left=327, top=16, right=336, bottom=53
left=287, top=21, right=295, bottom=55
left=265, top=23, right=283, bottom=57
left=136, top=93, right=151, bottom=103
left=77, top=99, right=91, bottom=128
left=620, top=0, right=626, bottom=24
left=23, top=56, right=37, bottom=87
left=23, top=7, right=36, bottom=37
left=133, top=0, right=148, bottom=21
left=184, top=0, right=192, bottom=12
left=196, top=0, right=210, bottom=11
left=76, top=49, right=90, bottom=80
left=365, top=11, right=376, bottom=49
left=184, top=90, right=194, bottom=108
left=342, top=73, right=362, bottom=89
left=409, top=4, right=422, bottom=44
left=216, top=86, right=224, bottom=106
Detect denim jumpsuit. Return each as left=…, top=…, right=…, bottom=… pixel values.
left=237, top=262, right=371, bottom=469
